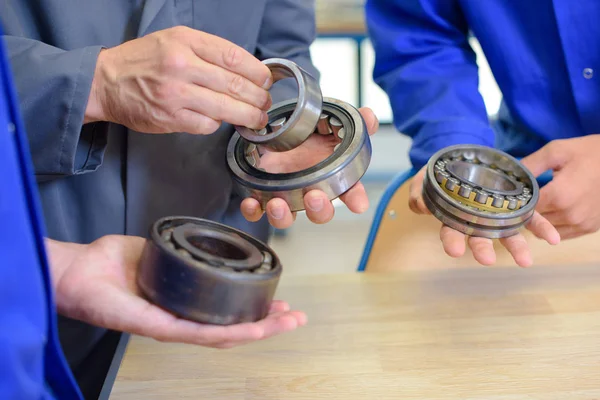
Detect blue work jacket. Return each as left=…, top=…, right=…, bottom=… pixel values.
left=366, top=0, right=600, bottom=169
left=0, top=24, right=82, bottom=400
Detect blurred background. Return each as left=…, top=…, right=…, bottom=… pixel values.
left=270, top=0, right=502, bottom=275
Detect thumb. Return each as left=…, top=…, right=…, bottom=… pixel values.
left=408, top=166, right=430, bottom=214
left=520, top=141, right=567, bottom=177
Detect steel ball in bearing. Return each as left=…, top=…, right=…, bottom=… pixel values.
left=422, top=144, right=539, bottom=238
left=227, top=97, right=372, bottom=212
left=137, top=216, right=282, bottom=325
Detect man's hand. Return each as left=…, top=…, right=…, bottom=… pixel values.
left=521, top=135, right=600, bottom=240
left=240, top=107, right=379, bottom=228
left=408, top=165, right=560, bottom=267
left=46, top=236, right=306, bottom=349
left=85, top=26, right=272, bottom=134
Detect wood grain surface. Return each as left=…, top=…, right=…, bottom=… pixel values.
left=110, top=265, right=600, bottom=399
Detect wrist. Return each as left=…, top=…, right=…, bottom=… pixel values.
left=44, top=238, right=85, bottom=292
left=84, top=48, right=110, bottom=124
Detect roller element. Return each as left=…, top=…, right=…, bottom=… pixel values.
left=161, top=228, right=173, bottom=241
left=474, top=190, right=489, bottom=204
left=316, top=113, right=332, bottom=135
left=506, top=196, right=518, bottom=210
left=177, top=248, right=192, bottom=259
left=491, top=195, right=504, bottom=208
left=445, top=177, right=460, bottom=191
left=337, top=128, right=346, bottom=140
left=245, top=144, right=260, bottom=168
left=517, top=194, right=529, bottom=206
left=458, top=184, right=473, bottom=198
left=463, top=150, right=476, bottom=162
left=262, top=251, right=273, bottom=265
left=329, top=117, right=343, bottom=137
left=450, top=150, right=462, bottom=159
left=257, top=127, right=267, bottom=136
left=434, top=170, right=449, bottom=184
left=435, top=160, right=446, bottom=169
left=523, top=187, right=531, bottom=195
left=254, top=262, right=272, bottom=274
left=269, top=117, right=286, bottom=133
left=333, top=143, right=341, bottom=152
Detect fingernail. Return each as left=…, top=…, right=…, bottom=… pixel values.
left=269, top=207, right=284, bottom=220
left=307, top=197, right=323, bottom=212
left=262, top=75, right=273, bottom=90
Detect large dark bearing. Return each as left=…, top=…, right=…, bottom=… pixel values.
left=137, top=216, right=281, bottom=325
left=227, top=97, right=372, bottom=212
left=422, top=145, right=539, bottom=238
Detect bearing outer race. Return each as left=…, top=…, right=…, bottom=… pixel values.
left=227, top=97, right=372, bottom=212
left=423, top=144, right=539, bottom=238
left=234, top=58, right=323, bottom=152
left=137, top=216, right=281, bottom=325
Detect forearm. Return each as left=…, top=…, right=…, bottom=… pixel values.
left=366, top=0, right=495, bottom=169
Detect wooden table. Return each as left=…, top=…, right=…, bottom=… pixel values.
left=108, top=265, right=600, bottom=399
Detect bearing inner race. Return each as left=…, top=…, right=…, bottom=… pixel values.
left=422, top=145, right=539, bottom=238
left=234, top=58, right=323, bottom=152
left=227, top=97, right=372, bottom=212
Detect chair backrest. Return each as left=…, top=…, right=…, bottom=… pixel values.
left=359, top=171, right=600, bottom=272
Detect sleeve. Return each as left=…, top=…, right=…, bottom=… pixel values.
left=365, top=0, right=495, bottom=169
left=2, top=35, right=108, bottom=180
left=254, top=0, right=320, bottom=104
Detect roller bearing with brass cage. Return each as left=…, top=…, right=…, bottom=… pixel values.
left=422, top=145, right=539, bottom=238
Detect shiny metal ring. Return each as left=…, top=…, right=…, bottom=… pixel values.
left=227, top=97, right=372, bottom=212
left=234, top=58, right=323, bottom=152
left=137, top=216, right=281, bottom=325
left=422, top=144, right=539, bottom=238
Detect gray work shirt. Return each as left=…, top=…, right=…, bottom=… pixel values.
left=1, top=0, right=318, bottom=392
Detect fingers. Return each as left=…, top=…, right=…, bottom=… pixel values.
left=265, top=198, right=295, bottom=229
left=467, top=236, right=496, bottom=266
left=303, top=190, right=335, bottom=224
left=241, top=198, right=264, bottom=222
left=269, top=300, right=290, bottom=313
left=190, top=58, right=272, bottom=111
left=499, top=234, right=532, bottom=267
left=358, top=107, right=379, bottom=136
left=536, top=180, right=568, bottom=215
left=339, top=182, right=369, bottom=214
left=525, top=211, right=561, bottom=245
left=188, top=30, right=272, bottom=89
left=409, top=167, right=429, bottom=214
left=520, top=141, right=567, bottom=177
left=440, top=225, right=466, bottom=258
left=555, top=225, right=589, bottom=240
left=185, top=84, right=268, bottom=129
left=172, top=109, right=222, bottom=135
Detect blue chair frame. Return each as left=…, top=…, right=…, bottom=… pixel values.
left=356, top=168, right=417, bottom=272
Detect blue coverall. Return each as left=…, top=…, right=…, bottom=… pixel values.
left=0, top=24, right=82, bottom=399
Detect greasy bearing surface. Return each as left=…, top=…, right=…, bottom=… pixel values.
left=137, top=216, right=281, bottom=325
left=423, top=145, right=539, bottom=238
left=234, top=58, right=323, bottom=152
left=227, top=97, right=372, bottom=212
